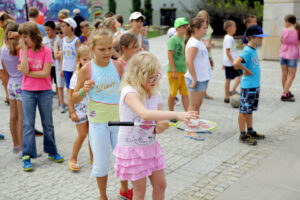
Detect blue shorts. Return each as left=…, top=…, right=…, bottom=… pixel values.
left=63, top=71, right=73, bottom=89
left=185, top=78, right=208, bottom=92
left=280, top=58, right=298, bottom=67
left=89, top=122, right=119, bottom=177
left=239, top=87, right=260, bottom=114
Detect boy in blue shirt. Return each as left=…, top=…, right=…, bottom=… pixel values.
left=233, top=25, right=269, bottom=145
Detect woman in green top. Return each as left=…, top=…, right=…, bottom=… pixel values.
left=197, top=10, right=215, bottom=99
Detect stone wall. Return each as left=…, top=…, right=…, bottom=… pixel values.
left=262, top=0, right=300, bottom=60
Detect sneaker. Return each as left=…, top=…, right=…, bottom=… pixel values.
left=248, top=131, right=265, bottom=140
left=281, top=95, right=295, bottom=102
left=224, top=98, right=230, bottom=103
left=119, top=188, right=133, bottom=200
left=35, top=129, right=43, bottom=137
left=48, top=153, right=64, bottom=163
left=22, top=155, right=33, bottom=171
left=288, top=91, right=294, bottom=98
left=239, top=134, right=257, bottom=145
left=59, top=104, right=66, bottom=113
left=0, top=134, right=4, bottom=140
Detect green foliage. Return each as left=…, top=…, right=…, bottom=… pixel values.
left=132, top=0, right=141, bottom=12
left=144, top=0, right=153, bottom=25
left=108, top=0, right=116, bottom=13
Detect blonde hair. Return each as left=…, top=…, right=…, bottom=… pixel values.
left=197, top=10, right=210, bottom=25
left=89, top=28, right=113, bottom=49
left=75, top=45, right=91, bottom=75
left=18, top=21, right=43, bottom=50
left=58, top=9, right=69, bottom=20
left=223, top=20, right=235, bottom=31
left=80, top=21, right=89, bottom=28
left=121, top=51, right=161, bottom=100
left=103, top=16, right=116, bottom=30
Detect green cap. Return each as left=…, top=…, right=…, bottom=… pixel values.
left=174, top=17, right=189, bottom=28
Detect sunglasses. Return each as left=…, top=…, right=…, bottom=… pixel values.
left=148, top=73, right=162, bottom=83
left=56, top=31, right=63, bottom=34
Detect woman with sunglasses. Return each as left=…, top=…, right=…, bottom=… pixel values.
left=127, top=12, right=146, bottom=50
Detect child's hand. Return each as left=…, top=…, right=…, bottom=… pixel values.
left=70, top=112, right=79, bottom=122
left=172, top=71, right=178, bottom=79
left=190, top=80, right=197, bottom=88
left=19, top=39, right=27, bottom=51
left=82, top=80, right=95, bottom=94
left=211, top=41, right=215, bottom=47
left=244, top=69, right=253, bottom=76
left=177, top=111, right=198, bottom=122
left=155, top=121, right=170, bottom=134
left=60, top=70, right=64, bottom=77
left=209, top=59, right=214, bottom=68
left=8, top=31, right=19, bottom=39
left=222, top=65, right=225, bottom=70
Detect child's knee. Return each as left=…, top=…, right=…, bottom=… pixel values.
left=154, top=180, right=167, bottom=191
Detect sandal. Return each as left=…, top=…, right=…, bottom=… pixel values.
left=185, top=132, right=205, bottom=141
left=68, top=161, right=80, bottom=171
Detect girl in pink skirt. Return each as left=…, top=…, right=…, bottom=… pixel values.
left=114, top=51, right=197, bottom=199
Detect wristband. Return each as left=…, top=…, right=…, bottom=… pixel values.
left=117, top=27, right=121, bottom=31
left=79, top=88, right=86, bottom=97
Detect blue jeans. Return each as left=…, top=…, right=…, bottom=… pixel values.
left=22, top=90, right=57, bottom=158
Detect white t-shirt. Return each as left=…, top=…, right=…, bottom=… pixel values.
left=184, top=37, right=211, bottom=82
left=223, top=34, right=238, bottom=66
left=69, top=74, right=88, bottom=119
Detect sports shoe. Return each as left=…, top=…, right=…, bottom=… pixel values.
left=59, top=104, right=66, bottom=113
left=224, top=98, right=230, bottom=103
left=48, top=153, right=64, bottom=163
left=22, top=155, right=33, bottom=171
left=248, top=131, right=265, bottom=140
left=119, top=188, right=133, bottom=200
left=239, top=134, right=257, bottom=145
left=281, top=95, right=295, bottom=102
left=0, top=134, right=4, bottom=140
left=288, top=91, right=294, bottom=98
left=35, top=129, right=43, bottom=137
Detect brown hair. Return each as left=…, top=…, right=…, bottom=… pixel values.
left=184, top=17, right=206, bottom=55
left=4, top=22, right=19, bottom=56
left=80, top=21, right=89, bottom=28
left=0, top=13, right=14, bottom=22
left=119, top=33, right=138, bottom=54
left=285, top=14, right=300, bottom=39
left=104, top=11, right=114, bottom=18
left=223, top=20, right=235, bottom=31
left=197, top=10, right=210, bottom=25
left=93, top=19, right=103, bottom=29
left=18, top=22, right=43, bottom=50
left=28, top=7, right=39, bottom=18
left=115, top=14, right=124, bottom=25
left=244, top=15, right=256, bottom=26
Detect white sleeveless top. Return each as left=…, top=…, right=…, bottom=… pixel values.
left=62, top=36, right=78, bottom=72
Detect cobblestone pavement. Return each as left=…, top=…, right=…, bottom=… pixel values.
left=1, top=35, right=300, bottom=200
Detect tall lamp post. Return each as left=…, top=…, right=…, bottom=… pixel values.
left=25, top=0, right=29, bottom=21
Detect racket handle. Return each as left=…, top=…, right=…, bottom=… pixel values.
left=108, top=121, right=135, bottom=126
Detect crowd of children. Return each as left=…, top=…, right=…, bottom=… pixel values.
left=0, top=6, right=299, bottom=200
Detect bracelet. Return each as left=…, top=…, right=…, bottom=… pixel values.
left=79, top=88, right=86, bottom=97
left=117, top=27, right=121, bottom=31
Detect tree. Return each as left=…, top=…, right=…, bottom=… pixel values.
left=132, top=0, right=141, bottom=12
left=108, top=0, right=116, bottom=13
left=144, top=0, right=152, bottom=25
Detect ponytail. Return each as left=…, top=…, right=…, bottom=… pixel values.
left=295, top=23, right=300, bottom=40
left=184, top=26, right=192, bottom=55
left=184, top=17, right=205, bottom=55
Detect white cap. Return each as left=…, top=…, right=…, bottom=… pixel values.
left=167, top=27, right=176, bottom=38
left=73, top=8, right=80, bottom=15
left=59, top=17, right=77, bottom=29
left=129, top=12, right=145, bottom=21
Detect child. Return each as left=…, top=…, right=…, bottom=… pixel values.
left=184, top=17, right=211, bottom=138
left=67, top=45, right=93, bottom=171
left=223, top=20, right=242, bottom=103
left=279, top=14, right=300, bottom=102
left=118, top=32, right=139, bottom=71
left=233, top=25, right=269, bottom=145
left=114, top=51, right=197, bottom=200
left=60, top=18, right=80, bottom=92
left=72, top=28, right=132, bottom=200
left=128, top=12, right=146, bottom=50
left=197, top=10, right=215, bottom=100
left=54, top=23, right=67, bottom=113
left=1, top=22, right=23, bottom=154
left=79, top=21, right=90, bottom=44
left=43, top=21, right=58, bottom=97
left=242, top=15, right=257, bottom=48
left=28, top=7, right=46, bottom=36
left=18, top=22, right=63, bottom=171
left=167, top=17, right=189, bottom=112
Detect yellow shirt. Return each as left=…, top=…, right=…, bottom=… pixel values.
left=0, top=27, right=4, bottom=48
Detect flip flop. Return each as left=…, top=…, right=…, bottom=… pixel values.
left=68, top=161, right=80, bottom=172
left=184, top=133, right=205, bottom=141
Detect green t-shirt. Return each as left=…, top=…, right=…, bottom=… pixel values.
left=167, top=35, right=187, bottom=73
left=0, top=27, right=4, bottom=48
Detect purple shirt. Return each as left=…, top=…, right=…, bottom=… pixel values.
left=1, top=45, right=22, bottom=84
left=279, top=28, right=300, bottom=60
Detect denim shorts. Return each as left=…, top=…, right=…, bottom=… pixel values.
left=239, top=87, right=260, bottom=114
left=89, top=122, right=119, bottom=177
left=280, top=58, right=298, bottom=67
left=185, top=78, right=208, bottom=92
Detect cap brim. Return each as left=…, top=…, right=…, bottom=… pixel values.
left=130, top=16, right=145, bottom=21
left=175, top=23, right=189, bottom=28
left=253, top=34, right=270, bottom=37
left=58, top=19, right=64, bottom=23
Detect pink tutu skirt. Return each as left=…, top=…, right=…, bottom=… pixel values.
left=113, top=141, right=165, bottom=181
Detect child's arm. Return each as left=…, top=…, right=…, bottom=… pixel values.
left=68, top=88, right=79, bottom=122
left=226, top=48, right=234, bottom=64
left=26, top=62, right=52, bottom=78
left=54, top=40, right=60, bottom=60
left=72, top=63, right=94, bottom=104
left=186, top=47, right=198, bottom=88
left=18, top=39, right=30, bottom=74
left=60, top=45, right=64, bottom=77
left=155, top=104, right=170, bottom=134
left=233, top=57, right=253, bottom=76
left=168, top=50, right=178, bottom=79
left=125, top=92, right=198, bottom=121
left=1, top=61, right=9, bottom=83
left=114, top=60, right=124, bottom=78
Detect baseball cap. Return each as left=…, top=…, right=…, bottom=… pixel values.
left=246, top=25, right=269, bottom=37
left=174, top=17, right=189, bottom=28
left=129, top=12, right=145, bottom=21
left=59, top=17, right=77, bottom=29
left=167, top=27, right=176, bottom=37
